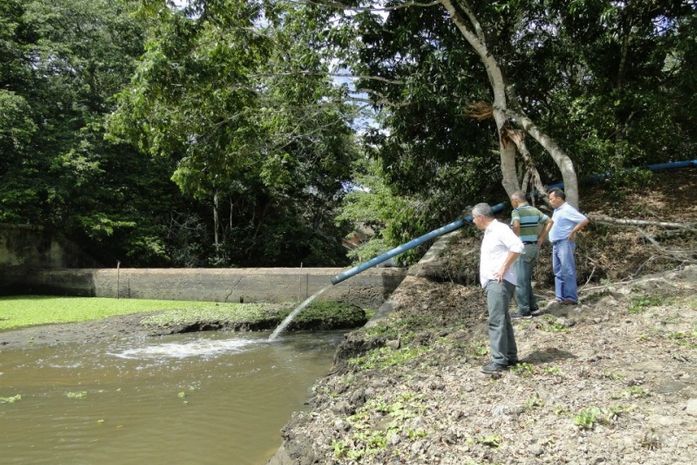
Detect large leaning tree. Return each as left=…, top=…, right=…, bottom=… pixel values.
left=438, top=0, right=578, bottom=206
left=302, top=0, right=695, bottom=211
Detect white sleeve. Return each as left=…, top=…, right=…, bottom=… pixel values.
left=500, top=224, right=524, bottom=253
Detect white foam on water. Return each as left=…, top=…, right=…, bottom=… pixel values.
left=110, top=338, right=260, bottom=360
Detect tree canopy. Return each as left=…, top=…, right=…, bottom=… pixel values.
left=1, top=0, right=695, bottom=267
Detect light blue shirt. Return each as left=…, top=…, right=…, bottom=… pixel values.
left=549, top=202, right=587, bottom=242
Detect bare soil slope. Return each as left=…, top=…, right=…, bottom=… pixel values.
left=271, top=168, right=697, bottom=465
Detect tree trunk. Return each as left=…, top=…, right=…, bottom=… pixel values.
left=500, top=108, right=579, bottom=208
left=213, top=190, right=220, bottom=248
left=439, top=0, right=519, bottom=196
left=439, top=0, right=580, bottom=207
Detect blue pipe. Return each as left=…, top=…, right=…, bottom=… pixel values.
left=331, top=158, right=696, bottom=285
left=548, top=159, right=697, bottom=190
left=330, top=201, right=506, bottom=285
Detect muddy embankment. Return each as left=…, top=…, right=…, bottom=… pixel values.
left=269, top=169, right=697, bottom=465
left=0, top=300, right=368, bottom=349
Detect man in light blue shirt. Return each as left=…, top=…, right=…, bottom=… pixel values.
left=548, top=188, right=590, bottom=304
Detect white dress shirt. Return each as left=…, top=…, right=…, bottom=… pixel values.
left=479, top=219, right=524, bottom=288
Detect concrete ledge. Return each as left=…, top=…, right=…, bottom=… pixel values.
left=22, top=267, right=407, bottom=308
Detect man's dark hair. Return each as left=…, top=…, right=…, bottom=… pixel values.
left=548, top=188, right=566, bottom=200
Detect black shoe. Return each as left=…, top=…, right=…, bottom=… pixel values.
left=481, top=362, right=507, bottom=374
left=506, top=359, right=520, bottom=367
left=530, top=309, right=543, bottom=317
left=511, top=312, right=532, bottom=320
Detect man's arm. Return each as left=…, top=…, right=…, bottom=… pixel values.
left=538, top=219, right=553, bottom=246
left=512, top=220, right=521, bottom=236
left=568, top=218, right=590, bottom=241
left=494, top=251, right=521, bottom=282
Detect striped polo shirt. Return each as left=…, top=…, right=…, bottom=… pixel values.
left=511, top=203, right=549, bottom=243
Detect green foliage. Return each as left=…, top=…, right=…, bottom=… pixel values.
left=666, top=327, right=697, bottom=350
left=573, top=405, right=627, bottom=429
left=574, top=407, right=602, bottom=429
left=628, top=295, right=664, bottom=314
left=107, top=0, right=358, bottom=267
left=337, top=158, right=428, bottom=264
left=511, top=362, right=536, bottom=377
left=339, top=392, right=427, bottom=459
left=348, top=345, right=430, bottom=370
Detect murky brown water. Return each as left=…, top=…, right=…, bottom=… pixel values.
left=0, top=331, right=342, bottom=465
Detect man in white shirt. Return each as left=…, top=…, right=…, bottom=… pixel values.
left=472, top=203, right=524, bottom=374
left=547, top=188, right=590, bottom=305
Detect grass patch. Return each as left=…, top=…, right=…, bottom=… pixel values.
left=511, top=362, right=536, bottom=377
left=349, top=345, right=431, bottom=370
left=666, top=327, right=697, bottom=350
left=628, top=295, right=664, bottom=314
left=538, top=315, right=569, bottom=333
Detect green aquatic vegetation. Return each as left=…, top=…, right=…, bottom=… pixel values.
left=470, top=341, right=489, bottom=357
left=65, top=391, right=87, bottom=399
left=0, top=295, right=280, bottom=330
left=342, top=392, right=427, bottom=458
left=602, top=371, right=625, bottom=381
left=141, top=304, right=283, bottom=327
left=543, top=366, right=563, bottom=376
left=0, top=394, right=22, bottom=404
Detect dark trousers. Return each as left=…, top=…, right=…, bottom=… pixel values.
left=485, top=280, right=518, bottom=366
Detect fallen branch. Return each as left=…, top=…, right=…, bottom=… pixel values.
left=637, top=229, right=697, bottom=264
left=590, top=214, right=696, bottom=229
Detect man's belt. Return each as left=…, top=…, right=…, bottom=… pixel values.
left=523, top=241, right=537, bottom=245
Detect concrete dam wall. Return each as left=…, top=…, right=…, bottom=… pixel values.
left=21, top=267, right=407, bottom=308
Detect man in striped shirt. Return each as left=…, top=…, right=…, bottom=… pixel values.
left=510, top=191, right=552, bottom=318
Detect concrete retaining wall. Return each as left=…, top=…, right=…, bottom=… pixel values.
left=22, top=267, right=407, bottom=308
left=0, top=224, right=93, bottom=294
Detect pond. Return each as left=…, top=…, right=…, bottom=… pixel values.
left=0, top=331, right=342, bottom=465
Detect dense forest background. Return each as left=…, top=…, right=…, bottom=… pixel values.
left=1, top=0, right=695, bottom=267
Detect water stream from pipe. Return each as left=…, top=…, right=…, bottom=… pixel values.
left=268, top=285, right=331, bottom=341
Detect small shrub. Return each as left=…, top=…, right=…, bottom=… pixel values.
left=574, top=407, right=601, bottom=429
left=525, top=394, right=544, bottom=410
left=511, top=362, right=536, bottom=377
